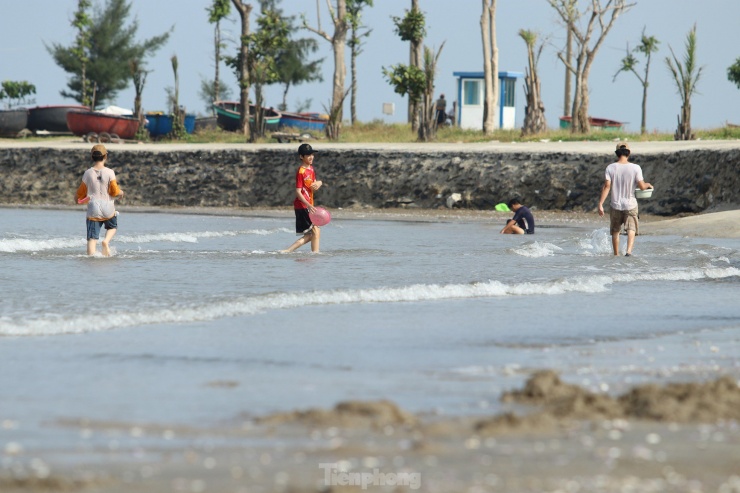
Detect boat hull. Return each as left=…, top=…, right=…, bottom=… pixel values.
left=279, top=112, right=329, bottom=133
left=66, top=111, right=140, bottom=140
left=194, top=116, right=217, bottom=132
left=0, top=109, right=29, bottom=137
left=213, top=101, right=281, bottom=132
left=145, top=113, right=196, bottom=137
left=559, top=116, right=623, bottom=131
left=27, top=105, right=89, bottom=133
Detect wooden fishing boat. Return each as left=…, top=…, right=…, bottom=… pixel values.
left=66, top=110, right=140, bottom=140
left=279, top=111, right=329, bottom=133
left=27, top=105, right=89, bottom=133
left=0, top=108, right=29, bottom=137
left=145, top=112, right=196, bottom=137
left=212, top=101, right=281, bottom=132
left=559, top=116, right=624, bottom=131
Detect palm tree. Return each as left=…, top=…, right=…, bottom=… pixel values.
left=666, top=24, right=703, bottom=141
left=614, top=28, right=660, bottom=135
left=519, top=29, right=547, bottom=136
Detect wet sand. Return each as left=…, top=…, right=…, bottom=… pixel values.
left=3, top=373, right=739, bottom=493
left=641, top=209, right=740, bottom=239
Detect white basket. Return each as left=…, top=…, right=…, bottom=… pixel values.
left=635, top=188, right=654, bottom=199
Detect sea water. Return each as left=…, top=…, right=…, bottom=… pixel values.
left=0, top=207, right=738, bottom=434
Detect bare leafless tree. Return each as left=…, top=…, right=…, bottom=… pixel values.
left=304, top=0, right=349, bottom=140
left=548, top=0, right=635, bottom=133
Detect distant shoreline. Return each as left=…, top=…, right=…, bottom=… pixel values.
left=3, top=203, right=737, bottom=238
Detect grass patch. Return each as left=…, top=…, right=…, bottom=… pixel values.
left=4, top=122, right=740, bottom=144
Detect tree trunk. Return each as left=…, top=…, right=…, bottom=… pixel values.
left=563, top=28, right=572, bottom=117
left=417, top=44, right=444, bottom=142
left=641, top=82, right=648, bottom=135
left=326, top=0, right=348, bottom=140
left=569, top=48, right=587, bottom=133
left=480, top=0, right=498, bottom=134
left=214, top=21, right=221, bottom=114
left=232, top=0, right=252, bottom=141
left=675, top=102, right=693, bottom=140
left=350, top=25, right=358, bottom=125
left=408, top=0, right=422, bottom=131
left=253, top=83, right=265, bottom=138
left=521, top=39, right=546, bottom=136
left=281, top=82, right=291, bottom=112
left=81, top=64, right=89, bottom=107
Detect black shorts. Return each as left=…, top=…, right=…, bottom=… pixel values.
left=295, top=208, right=313, bottom=235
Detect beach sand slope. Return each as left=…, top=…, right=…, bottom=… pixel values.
left=642, top=210, right=740, bottom=238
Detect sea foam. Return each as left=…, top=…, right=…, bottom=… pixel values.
left=0, top=229, right=291, bottom=253
left=2, top=266, right=737, bottom=337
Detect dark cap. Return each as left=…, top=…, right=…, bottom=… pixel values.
left=298, top=143, right=317, bottom=156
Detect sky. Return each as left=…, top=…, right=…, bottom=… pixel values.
left=2, top=1, right=740, bottom=133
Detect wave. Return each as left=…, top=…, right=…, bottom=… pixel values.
left=2, top=266, right=737, bottom=337
left=512, top=241, right=563, bottom=258
left=0, top=229, right=291, bottom=253
left=0, top=237, right=84, bottom=253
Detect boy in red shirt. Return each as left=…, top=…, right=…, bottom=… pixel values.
left=281, top=143, right=324, bottom=253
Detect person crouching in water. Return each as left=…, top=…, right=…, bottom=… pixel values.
left=282, top=143, right=323, bottom=253
left=76, top=144, right=124, bottom=256
left=500, top=198, right=535, bottom=234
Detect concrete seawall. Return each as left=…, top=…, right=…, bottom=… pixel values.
left=1, top=142, right=738, bottom=215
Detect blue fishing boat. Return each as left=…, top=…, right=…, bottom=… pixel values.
left=279, top=111, right=329, bottom=133
left=212, top=101, right=281, bottom=132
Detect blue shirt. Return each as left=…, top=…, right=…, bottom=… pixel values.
left=512, top=206, right=535, bottom=234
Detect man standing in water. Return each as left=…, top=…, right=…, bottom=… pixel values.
left=281, top=143, right=323, bottom=253
left=76, top=144, right=124, bottom=256
left=598, top=142, right=653, bottom=257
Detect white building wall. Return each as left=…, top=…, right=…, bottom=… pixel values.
left=501, top=107, right=516, bottom=129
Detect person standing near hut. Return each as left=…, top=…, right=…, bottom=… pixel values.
left=435, top=94, right=447, bottom=125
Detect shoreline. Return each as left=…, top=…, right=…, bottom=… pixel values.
left=3, top=203, right=738, bottom=237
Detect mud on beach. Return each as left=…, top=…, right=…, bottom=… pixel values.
left=3, top=372, right=739, bottom=493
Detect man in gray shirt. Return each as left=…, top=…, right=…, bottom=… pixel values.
left=598, top=142, right=653, bottom=257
